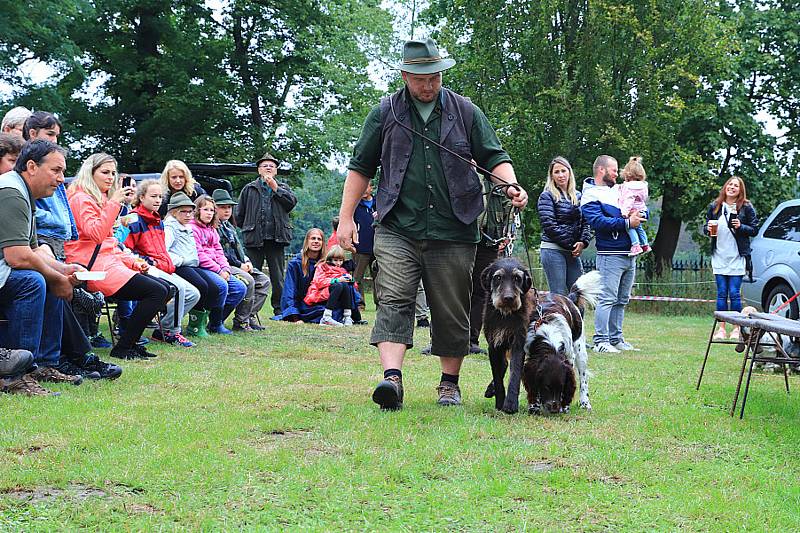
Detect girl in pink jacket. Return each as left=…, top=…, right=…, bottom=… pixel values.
left=190, top=195, right=246, bottom=334
left=618, top=156, right=650, bottom=256
left=304, top=245, right=358, bottom=326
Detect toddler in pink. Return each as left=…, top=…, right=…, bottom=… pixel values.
left=618, top=156, right=650, bottom=256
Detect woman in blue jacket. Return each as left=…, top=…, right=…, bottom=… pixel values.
left=538, top=156, right=592, bottom=295
left=704, top=176, right=758, bottom=341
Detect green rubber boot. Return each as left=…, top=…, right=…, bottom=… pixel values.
left=187, top=309, right=210, bottom=338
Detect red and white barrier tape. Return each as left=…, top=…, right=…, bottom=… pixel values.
left=629, top=295, right=714, bottom=303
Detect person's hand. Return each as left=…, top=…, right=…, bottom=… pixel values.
left=242, top=262, right=253, bottom=273
left=731, top=217, right=741, bottom=230
left=133, top=258, right=149, bottom=273
left=506, top=184, right=528, bottom=209
left=264, top=176, right=278, bottom=192
left=628, top=209, right=642, bottom=228
left=707, top=221, right=714, bottom=234
left=220, top=270, right=230, bottom=281
left=337, top=219, right=357, bottom=253
left=52, top=274, right=74, bottom=301
left=110, top=185, right=135, bottom=204
left=572, top=242, right=585, bottom=257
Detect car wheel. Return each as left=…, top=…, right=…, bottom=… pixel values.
left=765, top=283, right=800, bottom=319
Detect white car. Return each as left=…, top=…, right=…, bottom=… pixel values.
left=741, top=199, right=800, bottom=319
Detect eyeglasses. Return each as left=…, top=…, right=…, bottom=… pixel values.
left=258, top=164, right=277, bottom=170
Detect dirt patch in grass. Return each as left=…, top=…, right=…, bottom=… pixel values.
left=524, top=460, right=555, bottom=473
left=2, top=484, right=108, bottom=503
left=123, top=502, right=161, bottom=514
left=6, top=444, right=49, bottom=456
left=246, top=428, right=342, bottom=458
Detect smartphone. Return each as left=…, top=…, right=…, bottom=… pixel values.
left=121, top=176, right=133, bottom=188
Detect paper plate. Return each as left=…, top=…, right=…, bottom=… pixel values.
left=75, top=271, right=107, bottom=281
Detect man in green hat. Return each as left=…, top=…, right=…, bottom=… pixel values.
left=338, top=37, right=528, bottom=410
left=235, top=153, right=297, bottom=316
left=213, top=188, right=271, bottom=331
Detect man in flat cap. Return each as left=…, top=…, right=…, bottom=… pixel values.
left=338, top=37, right=528, bottom=410
left=236, top=153, right=297, bottom=317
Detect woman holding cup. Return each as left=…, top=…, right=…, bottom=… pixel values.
left=704, top=176, right=759, bottom=340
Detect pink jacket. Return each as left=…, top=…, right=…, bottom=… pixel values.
left=304, top=262, right=350, bottom=305
left=189, top=220, right=230, bottom=274
left=64, top=187, right=137, bottom=295
left=618, top=181, right=649, bottom=215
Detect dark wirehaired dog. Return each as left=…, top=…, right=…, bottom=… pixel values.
left=482, top=257, right=601, bottom=414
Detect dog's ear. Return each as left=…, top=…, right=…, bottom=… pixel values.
left=562, top=362, right=577, bottom=407
left=481, top=265, right=495, bottom=291
left=521, top=268, right=532, bottom=294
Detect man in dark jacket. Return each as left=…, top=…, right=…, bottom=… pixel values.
left=235, top=153, right=297, bottom=316
left=352, top=181, right=376, bottom=308
left=580, top=155, right=642, bottom=353
left=338, top=38, right=528, bottom=410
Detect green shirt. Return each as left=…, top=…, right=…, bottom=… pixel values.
left=0, top=187, right=38, bottom=251
left=348, top=89, right=512, bottom=243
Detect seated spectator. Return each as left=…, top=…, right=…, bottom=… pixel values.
left=0, top=133, right=23, bottom=173
left=213, top=189, right=270, bottom=331
left=163, top=192, right=223, bottom=337
left=190, top=195, right=246, bottom=334
left=0, top=140, right=85, bottom=395
left=158, top=160, right=206, bottom=219
left=1, top=106, right=31, bottom=137
left=276, top=228, right=327, bottom=323
left=65, top=153, right=169, bottom=360
left=304, top=245, right=358, bottom=326
left=124, top=180, right=200, bottom=347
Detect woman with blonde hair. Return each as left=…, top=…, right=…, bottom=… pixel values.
left=158, top=159, right=206, bottom=218
left=537, top=156, right=591, bottom=295
left=704, top=176, right=758, bottom=340
left=65, top=153, right=169, bottom=359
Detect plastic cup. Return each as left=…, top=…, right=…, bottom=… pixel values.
left=709, top=220, right=718, bottom=237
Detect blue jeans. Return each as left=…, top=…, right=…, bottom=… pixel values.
left=715, top=274, right=743, bottom=312
left=627, top=226, right=649, bottom=247
left=0, top=269, right=64, bottom=367
left=540, top=248, right=583, bottom=296
left=202, top=270, right=247, bottom=324
left=594, top=254, right=636, bottom=345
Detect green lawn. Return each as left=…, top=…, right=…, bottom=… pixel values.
left=1, top=309, right=799, bottom=530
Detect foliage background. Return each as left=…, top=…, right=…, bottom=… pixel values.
left=1, top=0, right=797, bottom=256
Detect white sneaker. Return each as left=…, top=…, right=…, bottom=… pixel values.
left=320, top=316, right=344, bottom=327
left=612, top=340, right=640, bottom=351
left=593, top=342, right=621, bottom=353
left=343, top=317, right=354, bottom=326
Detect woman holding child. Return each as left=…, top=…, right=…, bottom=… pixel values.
left=705, top=176, right=758, bottom=341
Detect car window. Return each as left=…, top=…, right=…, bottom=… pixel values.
left=763, top=205, right=800, bottom=242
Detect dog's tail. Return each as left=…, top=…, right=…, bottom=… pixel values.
left=568, top=270, right=603, bottom=310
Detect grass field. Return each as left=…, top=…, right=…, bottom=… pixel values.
left=1, top=309, right=799, bottom=531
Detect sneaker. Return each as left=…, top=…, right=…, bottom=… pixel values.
left=612, top=340, right=640, bottom=351
left=109, top=346, right=145, bottom=360
left=436, top=381, right=462, bottom=406
left=343, top=316, right=355, bottom=326
left=56, top=360, right=102, bottom=380
left=469, top=344, right=487, bottom=355
left=372, top=375, right=403, bottom=410
left=354, top=319, right=369, bottom=325
left=233, top=322, right=253, bottom=332
left=729, top=327, right=741, bottom=341
left=642, top=245, right=651, bottom=253
left=593, top=342, right=621, bottom=353
left=320, top=315, right=344, bottom=327
left=165, top=332, right=195, bottom=348
left=713, top=327, right=727, bottom=340
left=133, top=344, right=158, bottom=358
left=416, top=317, right=430, bottom=328
left=28, top=366, right=83, bottom=385
left=90, top=333, right=113, bottom=349
left=2, top=374, right=59, bottom=396
left=0, top=348, right=33, bottom=377
left=629, top=244, right=643, bottom=256
left=75, top=353, right=122, bottom=380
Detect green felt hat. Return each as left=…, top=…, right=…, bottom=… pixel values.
left=396, top=38, right=455, bottom=74
left=212, top=188, right=237, bottom=206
